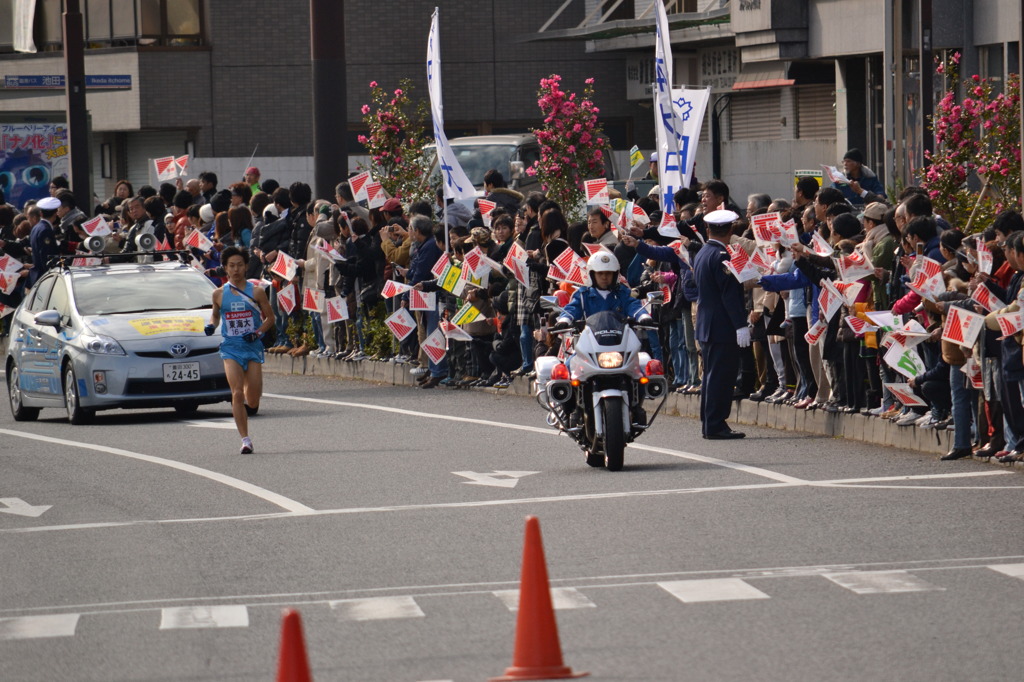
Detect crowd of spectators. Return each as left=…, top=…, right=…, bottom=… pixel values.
left=1, top=153, right=1023, bottom=462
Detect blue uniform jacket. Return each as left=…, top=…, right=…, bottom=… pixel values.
left=560, top=283, right=645, bottom=322
left=692, top=239, right=746, bottom=344
left=758, top=266, right=821, bottom=322
left=29, top=219, right=59, bottom=286
left=633, top=240, right=698, bottom=302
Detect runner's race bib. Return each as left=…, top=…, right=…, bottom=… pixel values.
left=224, top=310, right=255, bottom=337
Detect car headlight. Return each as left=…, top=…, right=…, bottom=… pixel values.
left=80, top=332, right=126, bottom=356
left=597, top=352, right=623, bottom=369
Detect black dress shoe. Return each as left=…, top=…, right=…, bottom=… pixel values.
left=941, top=448, right=972, bottom=461
left=704, top=429, right=746, bottom=440
left=419, top=375, right=443, bottom=389
left=748, top=389, right=770, bottom=402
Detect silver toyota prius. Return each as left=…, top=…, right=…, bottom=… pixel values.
left=6, top=261, right=230, bottom=423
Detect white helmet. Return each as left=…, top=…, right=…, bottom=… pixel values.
left=586, top=250, right=619, bottom=287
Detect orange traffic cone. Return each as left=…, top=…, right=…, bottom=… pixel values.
left=276, top=609, right=313, bottom=682
left=490, top=516, right=589, bottom=681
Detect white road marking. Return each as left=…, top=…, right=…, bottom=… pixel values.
left=822, top=570, right=945, bottom=594
left=0, top=497, right=51, bottom=517
left=329, top=596, right=425, bottom=621
left=493, top=587, right=596, bottom=611
left=987, top=563, right=1024, bottom=580
left=0, top=428, right=314, bottom=515
left=0, top=614, right=79, bottom=640
left=2, top=469, right=1019, bottom=535
left=658, top=578, right=771, bottom=603
left=452, top=470, right=539, bottom=488
left=159, top=605, right=249, bottom=629
left=4, top=554, right=1023, bottom=620
left=180, top=418, right=238, bottom=430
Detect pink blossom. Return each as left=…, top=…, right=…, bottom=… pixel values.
left=394, top=89, right=403, bottom=96
left=369, top=81, right=378, bottom=88
left=585, top=78, right=594, bottom=85
left=361, top=105, right=370, bottom=115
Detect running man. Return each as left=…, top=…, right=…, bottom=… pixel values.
left=206, top=246, right=273, bottom=454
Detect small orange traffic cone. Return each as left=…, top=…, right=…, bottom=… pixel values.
left=490, top=516, right=589, bottom=681
left=276, top=609, right=313, bottom=682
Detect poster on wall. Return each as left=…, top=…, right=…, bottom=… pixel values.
left=0, top=122, right=70, bottom=209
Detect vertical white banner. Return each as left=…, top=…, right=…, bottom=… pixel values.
left=427, top=8, right=475, bottom=202
left=14, top=0, right=38, bottom=54
left=653, top=1, right=710, bottom=213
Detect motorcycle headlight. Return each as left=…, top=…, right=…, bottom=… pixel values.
left=597, top=352, right=623, bottom=369
left=80, top=332, right=126, bottom=356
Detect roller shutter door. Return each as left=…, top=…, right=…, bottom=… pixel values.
left=729, top=90, right=781, bottom=141
left=797, top=85, right=836, bottom=139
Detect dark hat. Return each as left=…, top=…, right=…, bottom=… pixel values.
left=843, top=148, right=864, bottom=165
left=831, top=213, right=862, bottom=240
left=382, top=198, right=402, bottom=213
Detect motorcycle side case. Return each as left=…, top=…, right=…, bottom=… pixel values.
left=533, top=355, right=562, bottom=395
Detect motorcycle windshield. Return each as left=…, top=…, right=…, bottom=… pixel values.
left=585, top=310, right=626, bottom=346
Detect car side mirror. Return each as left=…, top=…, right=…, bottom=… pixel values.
left=539, top=295, right=564, bottom=314
left=34, top=310, right=62, bottom=329
left=646, top=291, right=665, bottom=305
left=510, top=161, right=525, bottom=180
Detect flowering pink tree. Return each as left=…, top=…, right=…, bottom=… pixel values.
left=358, top=79, right=432, bottom=202
left=921, top=52, right=1021, bottom=229
left=527, top=75, right=606, bottom=220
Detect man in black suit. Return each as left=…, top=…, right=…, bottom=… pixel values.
left=693, top=209, right=750, bottom=439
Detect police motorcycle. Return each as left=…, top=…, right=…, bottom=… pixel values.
left=533, top=259, right=669, bottom=471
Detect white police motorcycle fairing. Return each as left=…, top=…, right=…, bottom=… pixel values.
left=534, top=298, right=668, bottom=471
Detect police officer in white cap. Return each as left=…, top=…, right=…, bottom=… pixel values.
left=692, top=208, right=748, bottom=439
left=29, top=196, right=62, bottom=285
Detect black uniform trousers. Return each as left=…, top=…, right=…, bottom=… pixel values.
left=700, top=340, right=740, bottom=437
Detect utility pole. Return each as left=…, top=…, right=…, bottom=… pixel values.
left=310, top=0, right=348, bottom=201
left=919, top=0, right=934, bottom=160
left=63, top=0, right=90, bottom=208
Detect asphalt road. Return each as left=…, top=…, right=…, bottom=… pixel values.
left=2, top=370, right=1022, bottom=681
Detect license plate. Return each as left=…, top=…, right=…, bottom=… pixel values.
left=163, top=362, right=200, bottom=382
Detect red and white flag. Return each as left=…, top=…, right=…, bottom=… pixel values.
left=81, top=216, right=111, bottom=237
left=325, top=296, right=349, bottom=323
left=439, top=318, right=473, bottom=341
left=430, top=252, right=451, bottom=279
left=462, top=246, right=485, bottom=275
left=421, top=329, right=448, bottom=364
left=972, top=283, right=1004, bottom=312
left=365, top=181, right=386, bottom=209
left=833, top=280, right=864, bottom=307
left=657, top=212, right=681, bottom=239
left=809, top=231, right=833, bottom=257
left=349, top=171, right=372, bottom=202
left=750, top=212, right=782, bottom=246
left=804, top=319, right=828, bottom=346
left=269, top=251, right=298, bottom=281
left=478, top=199, right=497, bottom=227
left=504, top=256, right=529, bottom=287
left=302, top=287, right=325, bottom=313
left=0, top=302, right=14, bottom=319
left=724, top=245, right=759, bottom=283
left=384, top=308, right=416, bottom=341
left=183, top=228, right=214, bottom=252
left=314, top=240, right=346, bottom=261
left=962, top=357, right=984, bottom=389
left=779, top=219, right=800, bottom=247
left=277, top=283, right=297, bottom=314
left=381, top=280, right=412, bottom=298
left=941, top=306, right=985, bottom=347
left=976, top=239, right=993, bottom=275
left=669, top=240, right=690, bottom=265
left=750, top=247, right=777, bottom=273
left=582, top=242, right=607, bottom=256
left=409, top=288, right=436, bottom=311
left=175, top=154, right=190, bottom=177
left=818, top=279, right=844, bottom=322
left=845, top=315, right=877, bottom=335
left=835, top=252, right=873, bottom=282
left=0, top=272, right=19, bottom=295
left=0, top=253, right=24, bottom=275
left=884, top=382, right=928, bottom=407
left=995, top=310, right=1024, bottom=338
left=631, top=202, right=651, bottom=225
left=584, top=178, right=609, bottom=205
left=154, top=156, right=177, bottom=181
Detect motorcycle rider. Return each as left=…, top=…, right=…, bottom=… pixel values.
left=552, top=250, right=653, bottom=329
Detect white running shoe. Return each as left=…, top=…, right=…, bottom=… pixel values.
left=240, top=437, right=254, bottom=455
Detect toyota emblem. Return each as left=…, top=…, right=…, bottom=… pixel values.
left=169, top=343, right=189, bottom=358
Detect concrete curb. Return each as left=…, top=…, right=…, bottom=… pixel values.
left=263, top=353, right=954, bottom=456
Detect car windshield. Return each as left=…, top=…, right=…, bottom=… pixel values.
left=428, top=144, right=516, bottom=188
left=72, top=269, right=216, bottom=316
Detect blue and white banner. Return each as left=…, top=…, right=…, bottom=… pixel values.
left=653, top=0, right=709, bottom=213
left=427, top=8, right=475, bottom=202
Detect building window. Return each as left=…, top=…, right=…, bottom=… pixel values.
left=796, top=85, right=836, bottom=140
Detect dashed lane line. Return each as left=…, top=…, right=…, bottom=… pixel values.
left=0, top=428, right=315, bottom=515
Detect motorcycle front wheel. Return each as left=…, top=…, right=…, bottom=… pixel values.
left=602, top=396, right=625, bottom=471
